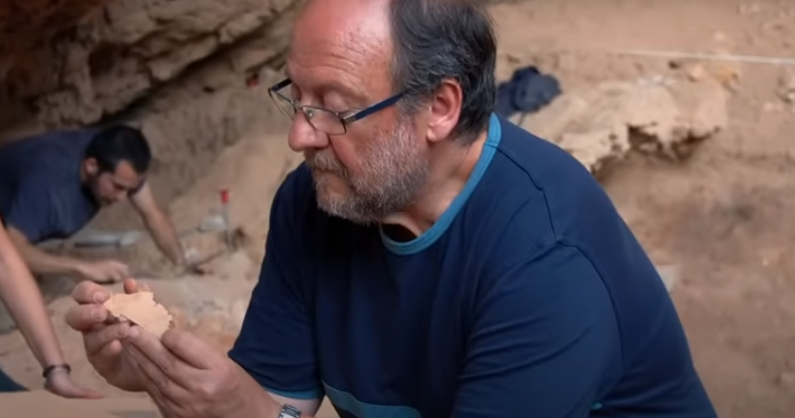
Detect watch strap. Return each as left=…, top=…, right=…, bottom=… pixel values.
left=278, top=404, right=302, bottom=418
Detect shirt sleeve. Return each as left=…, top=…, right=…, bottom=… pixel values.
left=2, top=179, right=54, bottom=244
left=227, top=168, right=323, bottom=400
left=452, top=244, right=620, bottom=418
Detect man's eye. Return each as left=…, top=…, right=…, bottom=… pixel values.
left=324, top=100, right=353, bottom=114
left=289, top=86, right=301, bottom=101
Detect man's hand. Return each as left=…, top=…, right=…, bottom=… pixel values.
left=123, top=326, right=279, bottom=418
left=76, top=260, right=130, bottom=284
left=64, top=279, right=148, bottom=391
left=45, top=368, right=103, bottom=399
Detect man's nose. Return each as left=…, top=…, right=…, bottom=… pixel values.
left=288, top=113, right=330, bottom=152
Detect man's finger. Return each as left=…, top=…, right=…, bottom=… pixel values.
left=126, top=326, right=196, bottom=389
left=83, top=322, right=130, bottom=356
left=124, top=342, right=169, bottom=389
left=138, top=376, right=184, bottom=418
left=122, top=278, right=147, bottom=294
left=65, top=305, right=109, bottom=332
left=160, top=329, right=216, bottom=370
left=124, top=340, right=193, bottom=404
left=71, top=281, right=111, bottom=304
left=125, top=344, right=171, bottom=406
left=89, top=337, right=124, bottom=372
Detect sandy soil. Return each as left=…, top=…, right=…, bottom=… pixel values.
left=487, top=1, right=794, bottom=416
left=1, top=0, right=794, bottom=417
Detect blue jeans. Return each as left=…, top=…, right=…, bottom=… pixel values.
left=0, top=367, right=26, bottom=392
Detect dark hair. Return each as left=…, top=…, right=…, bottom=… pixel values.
left=388, top=0, right=497, bottom=144
left=85, top=124, right=152, bottom=174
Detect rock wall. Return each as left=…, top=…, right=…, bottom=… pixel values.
left=0, top=0, right=304, bottom=230
left=0, top=0, right=503, bottom=134
left=1, top=0, right=301, bottom=128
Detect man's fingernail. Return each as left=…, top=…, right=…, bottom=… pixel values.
left=129, top=326, right=140, bottom=338
left=91, top=309, right=105, bottom=320
left=93, top=292, right=109, bottom=303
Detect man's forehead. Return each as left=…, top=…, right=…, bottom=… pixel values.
left=112, top=161, right=142, bottom=186
left=286, top=0, right=394, bottom=99
left=290, top=0, right=391, bottom=63
left=296, top=0, right=389, bottom=33
left=286, top=38, right=376, bottom=86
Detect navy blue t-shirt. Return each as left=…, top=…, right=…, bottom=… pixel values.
left=229, top=114, right=717, bottom=418
left=0, top=130, right=100, bottom=244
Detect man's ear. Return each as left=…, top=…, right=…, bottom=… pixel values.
left=84, top=158, right=99, bottom=176
left=425, top=78, right=463, bottom=144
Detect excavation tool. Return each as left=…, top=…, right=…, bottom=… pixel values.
left=65, top=188, right=234, bottom=249
left=69, top=212, right=229, bottom=249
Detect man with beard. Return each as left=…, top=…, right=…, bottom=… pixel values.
left=64, top=0, right=718, bottom=417
left=0, top=124, right=187, bottom=284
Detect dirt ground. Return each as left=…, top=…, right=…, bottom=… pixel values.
left=489, top=0, right=794, bottom=416
left=1, top=0, right=794, bottom=417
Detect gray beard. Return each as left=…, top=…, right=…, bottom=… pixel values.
left=308, top=122, right=429, bottom=224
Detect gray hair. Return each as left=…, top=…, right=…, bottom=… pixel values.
left=388, top=0, right=498, bottom=145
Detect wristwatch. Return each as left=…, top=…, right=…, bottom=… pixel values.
left=278, top=404, right=302, bottom=418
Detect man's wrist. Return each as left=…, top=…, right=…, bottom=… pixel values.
left=259, top=391, right=283, bottom=418
left=241, top=383, right=283, bottom=418
left=69, top=259, right=89, bottom=276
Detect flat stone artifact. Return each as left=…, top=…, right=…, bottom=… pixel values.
left=103, top=292, right=174, bottom=338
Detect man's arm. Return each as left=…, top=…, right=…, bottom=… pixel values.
left=129, top=181, right=186, bottom=266
left=0, top=218, right=68, bottom=372
left=452, top=244, right=620, bottom=418
left=5, top=228, right=84, bottom=276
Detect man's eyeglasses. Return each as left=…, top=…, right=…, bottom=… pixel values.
left=268, top=78, right=404, bottom=135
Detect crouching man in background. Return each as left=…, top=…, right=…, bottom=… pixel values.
left=0, top=124, right=188, bottom=284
